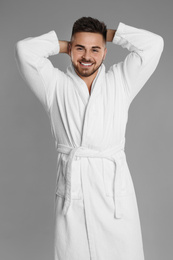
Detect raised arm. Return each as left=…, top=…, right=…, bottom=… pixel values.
left=108, top=22, right=164, bottom=104
left=14, top=30, right=65, bottom=110
left=59, top=40, right=70, bottom=54
left=106, top=29, right=116, bottom=42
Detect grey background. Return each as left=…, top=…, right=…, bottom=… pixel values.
left=0, top=0, right=172, bottom=259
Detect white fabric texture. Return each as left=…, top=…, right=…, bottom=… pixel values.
left=15, top=22, right=164, bottom=260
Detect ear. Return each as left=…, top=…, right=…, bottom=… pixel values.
left=103, top=47, right=107, bottom=60
left=68, top=42, right=72, bottom=56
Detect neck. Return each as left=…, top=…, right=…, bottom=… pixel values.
left=81, top=71, right=99, bottom=94
left=74, top=65, right=101, bottom=94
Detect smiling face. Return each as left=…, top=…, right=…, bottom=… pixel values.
left=69, top=32, right=107, bottom=79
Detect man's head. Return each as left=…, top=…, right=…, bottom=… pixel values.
left=71, top=17, right=107, bottom=43
left=69, top=17, right=107, bottom=79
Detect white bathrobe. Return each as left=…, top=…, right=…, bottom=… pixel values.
left=15, top=22, right=164, bottom=260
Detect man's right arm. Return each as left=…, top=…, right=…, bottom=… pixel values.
left=14, top=30, right=66, bottom=111
left=59, top=40, right=70, bottom=54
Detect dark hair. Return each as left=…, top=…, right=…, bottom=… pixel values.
left=71, top=17, right=107, bottom=42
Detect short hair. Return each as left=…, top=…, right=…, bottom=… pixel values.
left=71, top=17, right=107, bottom=42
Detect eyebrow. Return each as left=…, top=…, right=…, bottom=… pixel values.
left=92, top=46, right=101, bottom=49
left=74, top=44, right=101, bottom=49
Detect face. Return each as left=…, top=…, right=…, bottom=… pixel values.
left=69, top=32, right=107, bottom=79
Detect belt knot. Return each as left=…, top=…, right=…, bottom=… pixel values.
left=56, top=138, right=125, bottom=219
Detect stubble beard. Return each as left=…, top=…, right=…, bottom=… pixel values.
left=71, top=59, right=104, bottom=78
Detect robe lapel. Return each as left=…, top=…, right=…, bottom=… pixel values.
left=67, top=64, right=106, bottom=147
left=66, top=64, right=105, bottom=107
left=67, top=64, right=89, bottom=107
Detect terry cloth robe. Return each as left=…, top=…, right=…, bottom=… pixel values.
left=14, top=22, right=164, bottom=260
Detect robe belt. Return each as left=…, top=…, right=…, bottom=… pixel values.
left=56, top=138, right=125, bottom=219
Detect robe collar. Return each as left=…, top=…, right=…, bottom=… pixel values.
left=66, top=63, right=106, bottom=106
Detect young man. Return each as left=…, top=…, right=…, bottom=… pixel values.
left=15, top=17, right=164, bottom=260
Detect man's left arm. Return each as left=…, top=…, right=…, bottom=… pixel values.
left=106, top=29, right=116, bottom=42
left=107, top=23, right=164, bottom=104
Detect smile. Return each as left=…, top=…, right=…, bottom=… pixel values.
left=80, top=62, right=93, bottom=67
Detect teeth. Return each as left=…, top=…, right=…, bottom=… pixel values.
left=81, top=63, right=92, bottom=66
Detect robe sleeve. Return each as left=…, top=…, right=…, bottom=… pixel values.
left=14, top=30, right=63, bottom=111
left=111, top=22, right=164, bottom=104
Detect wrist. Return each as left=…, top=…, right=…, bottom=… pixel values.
left=59, top=40, right=69, bottom=54
left=106, top=29, right=116, bottom=42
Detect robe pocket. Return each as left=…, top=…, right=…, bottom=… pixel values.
left=102, top=158, right=134, bottom=198
left=56, top=157, right=83, bottom=200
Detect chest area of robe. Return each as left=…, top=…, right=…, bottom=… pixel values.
left=49, top=69, right=129, bottom=149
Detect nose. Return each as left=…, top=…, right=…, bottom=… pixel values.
left=82, top=50, right=91, bottom=61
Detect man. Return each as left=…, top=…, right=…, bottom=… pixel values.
left=15, top=17, right=164, bottom=260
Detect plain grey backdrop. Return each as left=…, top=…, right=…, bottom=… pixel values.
left=0, top=0, right=172, bottom=259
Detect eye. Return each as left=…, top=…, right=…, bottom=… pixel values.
left=76, top=47, right=83, bottom=51
left=92, top=49, right=99, bottom=53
